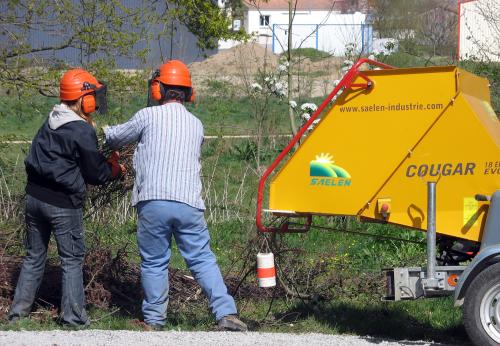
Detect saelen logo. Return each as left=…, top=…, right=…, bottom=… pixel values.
left=309, top=153, right=352, bottom=187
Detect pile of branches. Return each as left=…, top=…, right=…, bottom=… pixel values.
left=0, top=229, right=387, bottom=325
left=85, top=140, right=136, bottom=219
left=0, top=247, right=144, bottom=320
left=0, top=243, right=274, bottom=321
left=0, top=249, right=23, bottom=320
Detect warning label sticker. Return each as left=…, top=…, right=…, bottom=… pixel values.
left=463, top=197, right=479, bottom=227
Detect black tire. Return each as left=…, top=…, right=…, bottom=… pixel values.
left=464, top=262, right=500, bottom=346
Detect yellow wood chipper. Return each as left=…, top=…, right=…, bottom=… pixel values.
left=256, top=58, right=500, bottom=345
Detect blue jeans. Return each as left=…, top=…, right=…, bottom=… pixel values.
left=137, top=200, right=237, bottom=325
left=9, top=195, right=89, bottom=327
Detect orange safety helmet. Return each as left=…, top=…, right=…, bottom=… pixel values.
left=149, top=60, right=195, bottom=103
left=59, top=69, right=107, bottom=114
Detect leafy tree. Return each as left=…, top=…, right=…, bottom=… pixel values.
left=171, top=0, right=246, bottom=50
left=0, top=0, right=247, bottom=97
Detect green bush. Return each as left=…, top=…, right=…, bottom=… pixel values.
left=288, top=48, right=331, bottom=62
left=375, top=51, right=452, bottom=68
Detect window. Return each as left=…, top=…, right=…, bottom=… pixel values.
left=259, top=15, right=270, bottom=26
left=233, top=19, right=241, bottom=31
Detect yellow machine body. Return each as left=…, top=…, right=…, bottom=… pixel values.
left=269, top=66, right=500, bottom=242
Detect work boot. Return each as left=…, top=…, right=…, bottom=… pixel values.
left=217, top=315, right=248, bottom=332
left=146, top=324, right=164, bottom=331
left=8, top=316, right=20, bottom=325
left=131, top=319, right=164, bottom=331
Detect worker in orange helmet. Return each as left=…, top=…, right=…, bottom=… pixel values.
left=104, top=60, right=247, bottom=331
left=8, top=69, right=124, bottom=327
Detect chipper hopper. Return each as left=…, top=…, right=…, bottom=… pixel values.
left=256, top=59, right=500, bottom=345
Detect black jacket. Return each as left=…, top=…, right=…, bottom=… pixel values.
left=25, top=106, right=112, bottom=209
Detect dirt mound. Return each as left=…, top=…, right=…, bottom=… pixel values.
left=190, top=42, right=279, bottom=79
left=189, top=42, right=343, bottom=97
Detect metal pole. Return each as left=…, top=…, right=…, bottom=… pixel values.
left=316, top=24, right=319, bottom=50
left=427, top=182, right=437, bottom=282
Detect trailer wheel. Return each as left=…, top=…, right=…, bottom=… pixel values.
left=464, top=262, right=500, bottom=346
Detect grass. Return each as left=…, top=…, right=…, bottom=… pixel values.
left=0, top=296, right=469, bottom=345
left=288, top=48, right=331, bottom=62
left=248, top=297, right=466, bottom=342
left=0, top=94, right=294, bottom=142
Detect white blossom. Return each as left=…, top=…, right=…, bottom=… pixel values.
left=333, top=79, right=341, bottom=87
left=289, top=100, right=297, bottom=109
left=250, top=83, right=262, bottom=92
left=301, top=103, right=318, bottom=113
left=341, top=59, right=354, bottom=73
left=342, top=59, right=354, bottom=67
left=278, top=64, right=287, bottom=72
left=301, top=113, right=311, bottom=121
left=265, top=76, right=277, bottom=87
left=368, top=54, right=376, bottom=61
left=279, top=57, right=290, bottom=66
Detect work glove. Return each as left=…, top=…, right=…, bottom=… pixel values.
left=107, top=151, right=126, bottom=179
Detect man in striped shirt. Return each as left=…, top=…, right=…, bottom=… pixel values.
left=104, top=61, right=247, bottom=331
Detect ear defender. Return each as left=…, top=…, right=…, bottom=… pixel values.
left=189, top=88, right=196, bottom=102
left=150, top=80, right=162, bottom=101
left=82, top=94, right=96, bottom=114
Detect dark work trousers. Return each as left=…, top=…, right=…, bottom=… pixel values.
left=9, top=195, right=89, bottom=327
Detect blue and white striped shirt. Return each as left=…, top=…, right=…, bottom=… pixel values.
left=105, top=102, right=205, bottom=209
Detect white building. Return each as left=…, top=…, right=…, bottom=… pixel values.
left=458, top=0, right=500, bottom=61
left=219, top=0, right=372, bottom=56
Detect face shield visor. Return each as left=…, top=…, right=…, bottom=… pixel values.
left=94, top=83, right=107, bottom=114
